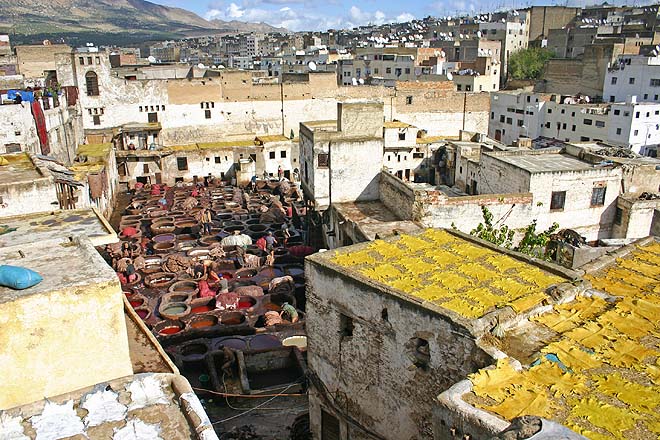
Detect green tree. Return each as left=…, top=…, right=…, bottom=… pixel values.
left=508, top=48, right=555, bottom=80
left=469, top=206, right=559, bottom=261
left=470, top=206, right=514, bottom=249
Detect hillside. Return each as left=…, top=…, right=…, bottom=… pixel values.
left=0, top=0, right=286, bottom=45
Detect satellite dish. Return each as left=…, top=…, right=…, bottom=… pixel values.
left=218, top=65, right=225, bottom=69
left=147, top=55, right=156, bottom=63
left=358, top=78, right=364, bottom=84
left=477, top=31, right=482, bottom=38
left=308, top=61, right=317, bottom=71
left=197, top=63, right=205, bottom=68
left=351, top=77, right=358, bottom=85
left=584, top=96, right=590, bottom=103
left=447, top=72, right=453, bottom=80
left=211, top=65, right=217, bottom=69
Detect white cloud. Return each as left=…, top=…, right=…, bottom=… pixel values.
left=204, top=1, right=415, bottom=31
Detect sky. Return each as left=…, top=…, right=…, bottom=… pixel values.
left=153, top=0, right=634, bottom=32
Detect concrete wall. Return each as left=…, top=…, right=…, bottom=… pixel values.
left=612, top=196, right=660, bottom=239
left=0, top=177, right=58, bottom=217
left=305, top=257, right=492, bottom=440
left=0, top=236, right=133, bottom=410
left=16, top=44, right=73, bottom=79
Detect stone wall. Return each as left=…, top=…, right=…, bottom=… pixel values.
left=305, top=258, right=493, bottom=440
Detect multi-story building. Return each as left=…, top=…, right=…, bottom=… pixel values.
left=603, top=53, right=660, bottom=103
left=479, top=13, right=530, bottom=81
left=489, top=91, right=660, bottom=155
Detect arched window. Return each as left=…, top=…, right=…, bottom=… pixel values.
left=85, top=71, right=99, bottom=96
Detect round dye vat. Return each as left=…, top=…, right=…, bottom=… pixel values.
left=153, top=233, right=176, bottom=243
left=163, top=304, right=187, bottom=314
left=264, top=303, right=281, bottom=312
left=237, top=296, right=256, bottom=310
left=285, top=266, right=305, bottom=279
left=217, top=337, right=247, bottom=350
left=159, top=302, right=191, bottom=320
left=220, top=311, right=246, bottom=326
left=249, top=334, right=282, bottom=350
left=158, top=326, right=181, bottom=335
left=190, top=315, right=218, bottom=329
left=191, top=305, right=213, bottom=314
left=129, top=298, right=144, bottom=308
left=282, top=335, right=307, bottom=350
left=135, top=309, right=150, bottom=319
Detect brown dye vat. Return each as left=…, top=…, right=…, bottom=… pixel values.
left=151, top=223, right=176, bottom=235
left=221, top=312, right=246, bottom=326
left=149, top=209, right=168, bottom=218
left=153, top=242, right=175, bottom=254
left=177, top=234, right=197, bottom=242
left=199, top=236, right=221, bottom=246
left=264, top=303, right=281, bottom=312
left=144, top=272, right=176, bottom=288
left=189, top=314, right=219, bottom=329
left=169, top=280, right=198, bottom=295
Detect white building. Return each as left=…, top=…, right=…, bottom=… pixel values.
left=479, top=14, right=529, bottom=81
left=603, top=53, right=660, bottom=103
left=489, top=91, right=660, bottom=156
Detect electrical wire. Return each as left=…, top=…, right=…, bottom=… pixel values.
left=213, top=381, right=302, bottom=424
left=192, top=387, right=306, bottom=398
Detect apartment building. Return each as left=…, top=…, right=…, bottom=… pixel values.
left=603, top=52, right=660, bottom=103
left=489, top=91, right=660, bottom=155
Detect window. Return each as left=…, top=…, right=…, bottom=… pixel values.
left=466, top=85, right=472, bottom=92
left=651, top=79, right=660, bottom=87
left=517, top=120, right=524, bottom=127
left=87, top=57, right=92, bottom=65
left=280, top=151, right=286, bottom=158
left=634, top=129, right=639, bottom=136
left=374, top=68, right=379, bottom=74
left=214, top=156, right=221, bottom=164
left=583, top=119, right=593, bottom=125
left=395, top=68, right=402, bottom=76
left=398, top=132, right=406, bottom=141
left=614, top=207, right=623, bottom=225
left=572, top=125, right=576, bottom=131
left=547, top=108, right=552, bottom=114
left=85, top=71, right=99, bottom=96
left=591, top=187, right=606, bottom=206
left=572, top=112, right=575, bottom=117
left=629, top=77, right=635, bottom=85
left=611, top=77, right=617, bottom=85
left=616, top=128, right=622, bottom=135
left=580, top=136, right=590, bottom=141
left=79, top=56, right=85, bottom=65
left=205, top=109, right=211, bottom=119
left=386, top=67, right=391, bottom=74
left=614, top=109, right=620, bottom=115
left=635, top=112, right=640, bottom=118
left=92, top=115, right=101, bottom=126
left=177, top=157, right=188, bottom=171
left=408, top=337, right=430, bottom=370
left=406, top=96, right=413, bottom=105
left=405, top=67, right=410, bottom=74
left=148, top=112, right=158, bottom=123
left=506, top=117, right=513, bottom=125
left=143, top=164, right=149, bottom=173
left=269, top=151, right=275, bottom=159
left=644, top=94, right=649, bottom=100
left=610, top=96, right=615, bottom=103
left=321, top=410, right=340, bottom=440
left=550, top=191, right=566, bottom=210
left=318, top=153, right=329, bottom=167
left=595, top=121, right=605, bottom=127
left=545, top=122, right=551, bottom=128
left=95, top=56, right=100, bottom=65
left=499, top=115, right=505, bottom=123
left=339, top=313, right=353, bottom=337
left=457, top=84, right=462, bottom=91
left=491, top=112, right=494, bottom=120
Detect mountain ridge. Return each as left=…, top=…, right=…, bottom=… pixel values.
left=0, top=0, right=287, bottom=45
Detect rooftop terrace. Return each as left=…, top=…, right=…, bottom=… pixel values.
left=486, top=152, right=596, bottom=173
left=464, top=238, right=660, bottom=440
left=327, top=229, right=571, bottom=321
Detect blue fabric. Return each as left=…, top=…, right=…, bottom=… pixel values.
left=0, top=265, right=43, bottom=290
left=7, top=90, right=35, bottom=103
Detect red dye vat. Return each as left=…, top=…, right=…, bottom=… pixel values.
left=191, top=305, right=213, bottom=314
left=238, top=300, right=253, bottom=309
left=159, top=326, right=181, bottom=335
left=129, top=300, right=143, bottom=308
left=136, top=309, right=149, bottom=319
left=221, top=273, right=233, bottom=280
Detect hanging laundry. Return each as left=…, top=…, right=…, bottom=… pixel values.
left=30, top=100, right=50, bottom=155
left=7, top=90, right=35, bottom=103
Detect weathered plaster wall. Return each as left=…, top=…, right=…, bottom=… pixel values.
left=0, top=237, right=133, bottom=410
left=305, top=259, right=493, bottom=440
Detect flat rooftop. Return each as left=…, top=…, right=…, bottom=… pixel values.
left=0, top=235, right=117, bottom=305
left=0, top=208, right=116, bottom=248
left=319, top=229, right=572, bottom=321
left=488, top=152, right=595, bottom=173
left=0, top=373, right=215, bottom=439
left=465, top=238, right=660, bottom=440
left=0, top=152, right=44, bottom=185
left=334, top=201, right=422, bottom=240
